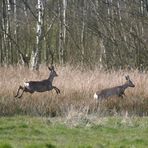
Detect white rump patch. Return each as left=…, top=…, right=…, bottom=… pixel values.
left=24, top=82, right=29, bottom=87
left=94, top=93, right=98, bottom=100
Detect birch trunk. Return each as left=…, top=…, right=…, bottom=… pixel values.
left=80, top=1, right=85, bottom=66
left=13, top=0, right=17, bottom=35
left=30, top=0, right=43, bottom=70
left=58, top=0, right=66, bottom=65
left=3, top=0, right=11, bottom=64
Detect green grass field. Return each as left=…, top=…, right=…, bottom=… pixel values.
left=0, top=116, right=147, bottom=148
left=0, top=66, right=148, bottom=148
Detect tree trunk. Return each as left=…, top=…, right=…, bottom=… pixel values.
left=80, top=0, right=85, bottom=66
left=30, top=0, right=43, bottom=70
left=2, top=0, right=11, bottom=65
left=58, top=0, right=66, bottom=65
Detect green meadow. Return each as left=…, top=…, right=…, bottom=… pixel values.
left=0, top=116, right=147, bottom=148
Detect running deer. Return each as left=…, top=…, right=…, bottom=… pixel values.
left=94, top=75, right=135, bottom=100
left=15, top=66, right=60, bottom=98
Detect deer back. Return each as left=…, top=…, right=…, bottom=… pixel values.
left=24, top=80, right=51, bottom=92
left=95, top=86, right=122, bottom=99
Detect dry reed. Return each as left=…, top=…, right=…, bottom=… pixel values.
left=0, top=65, right=147, bottom=116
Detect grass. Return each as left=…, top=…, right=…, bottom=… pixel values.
left=0, top=65, right=148, bottom=147
left=0, top=65, right=148, bottom=116
left=0, top=116, right=147, bottom=148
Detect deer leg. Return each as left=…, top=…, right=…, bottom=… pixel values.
left=18, top=87, right=26, bottom=98
left=120, top=95, right=124, bottom=99
left=53, top=86, right=60, bottom=94
left=119, top=94, right=124, bottom=99
left=119, top=92, right=126, bottom=98
left=123, top=92, right=126, bottom=97
left=14, top=86, right=24, bottom=97
left=54, top=87, right=60, bottom=94
left=18, top=87, right=34, bottom=98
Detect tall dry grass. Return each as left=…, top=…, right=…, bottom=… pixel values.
left=0, top=65, right=148, bottom=116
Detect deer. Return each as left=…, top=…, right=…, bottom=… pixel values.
left=94, top=75, right=135, bottom=101
left=14, top=66, right=60, bottom=98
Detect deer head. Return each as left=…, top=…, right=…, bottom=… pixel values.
left=125, top=75, right=135, bottom=87
left=48, top=66, right=58, bottom=77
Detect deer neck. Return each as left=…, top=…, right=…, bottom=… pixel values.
left=121, top=83, right=129, bottom=90
left=48, top=75, right=55, bottom=83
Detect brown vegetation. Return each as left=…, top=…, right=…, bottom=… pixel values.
left=0, top=65, right=147, bottom=116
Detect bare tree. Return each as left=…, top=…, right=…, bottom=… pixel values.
left=0, top=0, right=148, bottom=69
left=58, top=0, right=66, bottom=65
left=30, top=0, right=44, bottom=70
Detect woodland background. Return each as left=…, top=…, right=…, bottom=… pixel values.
left=0, top=2, right=148, bottom=147
left=1, top=0, right=148, bottom=70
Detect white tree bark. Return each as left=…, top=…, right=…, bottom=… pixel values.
left=30, top=0, right=43, bottom=70
left=58, top=0, right=66, bottom=65
left=13, top=0, right=17, bottom=35
left=99, top=39, right=106, bottom=69
left=80, top=1, right=85, bottom=66
left=3, top=0, right=11, bottom=64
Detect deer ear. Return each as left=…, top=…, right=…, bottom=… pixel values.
left=125, top=75, right=130, bottom=80
left=48, top=66, right=54, bottom=71
left=48, top=66, right=52, bottom=71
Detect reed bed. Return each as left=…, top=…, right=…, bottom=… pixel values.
left=0, top=65, right=147, bottom=116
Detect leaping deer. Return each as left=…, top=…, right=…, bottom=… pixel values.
left=94, top=75, right=135, bottom=100
left=15, top=66, right=60, bottom=98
